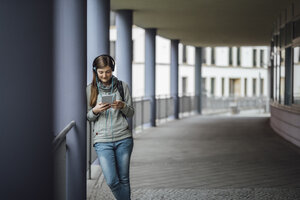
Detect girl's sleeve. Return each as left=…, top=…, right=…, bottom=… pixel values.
left=120, top=82, right=135, bottom=118
left=86, top=85, right=100, bottom=121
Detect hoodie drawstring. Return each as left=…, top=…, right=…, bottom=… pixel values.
left=96, top=77, right=114, bottom=140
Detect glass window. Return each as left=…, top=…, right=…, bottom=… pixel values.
left=260, top=78, right=264, bottom=96
left=253, top=78, right=257, bottom=96
left=276, top=38, right=280, bottom=102
left=244, top=78, right=247, bottom=97
left=229, top=47, right=233, bottom=65
left=280, top=49, right=285, bottom=104
left=260, top=50, right=264, bottom=67
left=272, top=40, right=276, bottom=100
left=182, top=77, right=187, bottom=95
left=211, top=48, right=215, bottom=65
left=222, top=78, right=225, bottom=96
left=210, top=78, right=215, bottom=96
left=202, top=78, right=207, bottom=95
left=237, top=47, right=241, bottom=66
left=202, top=48, right=206, bottom=64
left=229, top=78, right=241, bottom=97
left=293, top=47, right=300, bottom=104
left=253, top=49, right=257, bottom=67
left=182, top=45, right=187, bottom=63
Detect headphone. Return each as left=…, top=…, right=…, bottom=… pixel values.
left=92, top=54, right=115, bottom=72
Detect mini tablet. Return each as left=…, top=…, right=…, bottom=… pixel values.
left=102, top=95, right=114, bottom=104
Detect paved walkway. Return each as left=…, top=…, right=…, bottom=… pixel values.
left=88, top=115, right=300, bottom=200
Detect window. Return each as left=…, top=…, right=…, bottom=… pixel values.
left=202, top=48, right=206, bottom=64
left=260, top=50, right=264, bottom=67
left=260, top=78, right=264, bottom=96
left=202, top=78, right=207, bottom=95
left=229, top=79, right=234, bottom=96
left=211, top=48, right=215, bottom=65
left=293, top=47, right=300, bottom=104
left=253, top=49, right=257, bottom=67
left=182, top=77, right=187, bottom=95
left=275, top=36, right=280, bottom=102
left=229, top=78, right=241, bottom=97
left=182, top=45, right=187, bottom=63
left=252, top=78, right=257, bottom=96
left=273, top=37, right=278, bottom=101
left=110, top=41, right=116, bottom=60
left=210, top=78, right=215, bottom=96
left=244, top=78, right=247, bottom=97
left=237, top=47, right=241, bottom=66
left=270, top=39, right=275, bottom=100
left=229, top=47, right=233, bottom=65
left=222, top=78, right=225, bottom=96
left=280, top=49, right=285, bottom=104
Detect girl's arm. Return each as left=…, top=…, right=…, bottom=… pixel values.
left=86, top=85, right=100, bottom=121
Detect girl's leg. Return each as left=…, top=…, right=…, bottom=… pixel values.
left=115, top=137, right=134, bottom=200
left=94, top=142, right=123, bottom=199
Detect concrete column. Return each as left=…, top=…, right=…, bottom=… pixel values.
left=171, top=40, right=179, bottom=119
left=116, top=10, right=133, bottom=127
left=0, top=1, right=54, bottom=199
left=145, top=28, right=156, bottom=126
left=53, top=0, right=87, bottom=200
left=195, top=47, right=202, bottom=114
left=87, top=0, right=110, bottom=84
left=284, top=47, right=292, bottom=105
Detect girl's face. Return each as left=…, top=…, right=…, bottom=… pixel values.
left=97, top=65, right=113, bottom=85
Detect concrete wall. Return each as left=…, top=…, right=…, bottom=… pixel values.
left=270, top=104, right=300, bottom=147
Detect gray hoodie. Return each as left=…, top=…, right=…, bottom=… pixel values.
left=86, top=77, right=134, bottom=145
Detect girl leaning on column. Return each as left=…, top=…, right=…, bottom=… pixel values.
left=86, top=54, right=134, bottom=200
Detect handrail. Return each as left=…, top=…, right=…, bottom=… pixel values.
left=53, top=120, right=76, bottom=152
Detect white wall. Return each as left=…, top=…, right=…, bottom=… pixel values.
left=133, top=26, right=145, bottom=63
left=216, top=47, right=229, bottom=66
left=156, top=36, right=170, bottom=64
left=112, top=26, right=269, bottom=99
left=241, top=47, right=253, bottom=67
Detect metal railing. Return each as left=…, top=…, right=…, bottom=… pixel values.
left=53, top=121, right=76, bottom=152
left=202, top=95, right=268, bottom=113
left=53, top=120, right=76, bottom=200
left=86, top=95, right=269, bottom=181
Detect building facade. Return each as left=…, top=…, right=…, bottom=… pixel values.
left=109, top=14, right=269, bottom=99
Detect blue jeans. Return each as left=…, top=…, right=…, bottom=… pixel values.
left=94, top=137, right=134, bottom=200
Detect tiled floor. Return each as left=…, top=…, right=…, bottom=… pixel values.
left=88, top=115, right=300, bottom=200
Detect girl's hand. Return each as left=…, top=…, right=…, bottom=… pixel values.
left=111, top=100, right=125, bottom=110
left=92, top=102, right=111, bottom=114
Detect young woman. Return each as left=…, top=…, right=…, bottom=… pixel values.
left=86, top=55, right=134, bottom=200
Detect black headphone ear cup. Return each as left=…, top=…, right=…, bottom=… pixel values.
left=109, top=55, right=115, bottom=71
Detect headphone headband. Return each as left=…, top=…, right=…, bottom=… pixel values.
left=93, top=54, right=115, bottom=72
